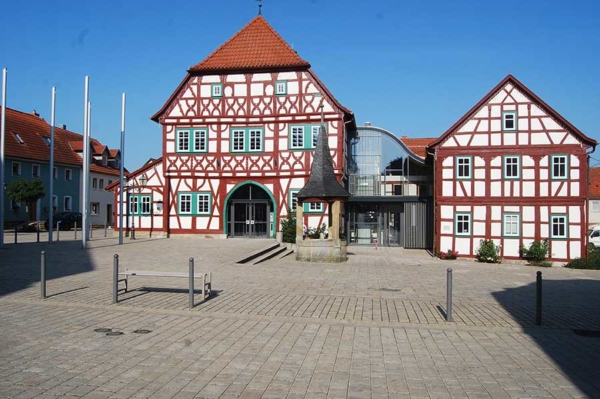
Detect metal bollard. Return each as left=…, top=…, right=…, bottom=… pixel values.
left=113, top=254, right=119, bottom=304
left=74, top=222, right=77, bottom=240
left=536, top=271, right=542, bottom=326
left=56, top=221, right=61, bottom=241
left=41, top=251, right=47, bottom=299
left=14, top=227, right=17, bottom=244
left=90, top=225, right=93, bottom=238
left=446, top=268, right=453, bottom=322
left=104, top=223, right=107, bottom=237
left=36, top=223, right=40, bottom=243
left=189, top=257, right=194, bottom=309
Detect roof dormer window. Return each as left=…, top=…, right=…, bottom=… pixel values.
left=12, top=132, right=24, bottom=144
left=42, top=136, right=51, bottom=146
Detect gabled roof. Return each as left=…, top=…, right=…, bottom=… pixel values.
left=109, top=149, right=120, bottom=158
left=1, top=107, right=83, bottom=166
left=590, top=168, right=600, bottom=198
left=401, top=137, right=436, bottom=159
left=427, top=74, right=597, bottom=149
left=106, top=157, right=162, bottom=191
left=189, top=15, right=310, bottom=74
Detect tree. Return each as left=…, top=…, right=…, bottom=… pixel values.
left=6, top=179, right=46, bottom=221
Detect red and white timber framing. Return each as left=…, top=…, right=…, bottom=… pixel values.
left=113, top=70, right=349, bottom=237
left=432, top=76, right=596, bottom=262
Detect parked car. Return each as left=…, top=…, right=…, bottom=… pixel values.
left=16, top=221, right=42, bottom=232
left=44, top=212, right=83, bottom=231
left=590, top=224, right=600, bottom=247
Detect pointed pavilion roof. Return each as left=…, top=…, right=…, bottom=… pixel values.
left=297, top=124, right=351, bottom=202
left=189, top=15, right=310, bottom=73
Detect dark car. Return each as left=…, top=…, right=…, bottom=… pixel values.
left=44, top=212, right=83, bottom=231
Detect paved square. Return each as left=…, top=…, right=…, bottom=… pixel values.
left=2, top=233, right=600, bottom=398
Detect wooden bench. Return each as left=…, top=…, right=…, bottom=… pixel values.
left=114, top=267, right=212, bottom=308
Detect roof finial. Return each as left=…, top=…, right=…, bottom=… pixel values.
left=257, top=0, right=262, bottom=15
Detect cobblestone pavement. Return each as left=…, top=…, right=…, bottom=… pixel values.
left=1, top=234, right=600, bottom=398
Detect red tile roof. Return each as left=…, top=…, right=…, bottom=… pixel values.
left=189, top=16, right=310, bottom=73
left=1, top=107, right=83, bottom=166
left=109, top=149, right=119, bottom=158
left=590, top=168, right=600, bottom=198
left=401, top=137, right=436, bottom=159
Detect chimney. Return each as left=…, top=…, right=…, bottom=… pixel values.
left=31, top=110, right=39, bottom=117
left=61, top=124, right=67, bottom=129
left=365, top=121, right=371, bottom=127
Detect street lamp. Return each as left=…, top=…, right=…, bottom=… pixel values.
left=129, top=173, right=148, bottom=240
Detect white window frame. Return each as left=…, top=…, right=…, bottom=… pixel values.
left=194, top=129, right=208, bottom=152
left=551, top=155, right=568, bottom=180
left=291, top=126, right=304, bottom=149
left=592, top=201, right=599, bottom=213
left=309, top=202, right=323, bottom=212
left=12, top=162, right=21, bottom=176
left=455, top=213, right=471, bottom=236
left=197, top=193, right=210, bottom=215
left=64, top=196, right=72, bottom=211
left=141, top=196, right=151, bottom=215
left=504, top=156, right=520, bottom=179
left=179, top=194, right=192, bottom=214
left=65, top=169, right=73, bottom=181
left=92, top=178, right=98, bottom=190
left=99, top=179, right=104, bottom=189
left=232, top=130, right=245, bottom=152
left=290, top=190, right=299, bottom=212
left=311, top=126, right=320, bottom=148
left=177, top=130, right=190, bottom=152
left=275, top=81, right=287, bottom=95
left=52, top=195, right=58, bottom=212
left=32, top=164, right=41, bottom=178
left=129, top=196, right=139, bottom=214
left=503, top=214, right=520, bottom=237
left=53, top=167, right=58, bottom=180
left=502, top=111, right=517, bottom=132
left=249, top=129, right=263, bottom=152
left=550, top=214, right=568, bottom=239
left=211, top=84, right=223, bottom=98
left=455, top=157, right=472, bottom=180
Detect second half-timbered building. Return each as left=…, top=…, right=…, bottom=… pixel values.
left=111, top=15, right=355, bottom=238
left=428, top=75, right=597, bottom=261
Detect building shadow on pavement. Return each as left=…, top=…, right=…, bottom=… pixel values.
left=0, top=241, right=94, bottom=298
left=492, top=277, right=600, bottom=397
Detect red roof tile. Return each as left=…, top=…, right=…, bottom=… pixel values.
left=189, top=16, right=310, bottom=73
left=590, top=168, right=600, bottom=198
left=401, top=137, right=436, bottom=159
left=109, top=149, right=120, bottom=158
left=1, top=107, right=83, bottom=166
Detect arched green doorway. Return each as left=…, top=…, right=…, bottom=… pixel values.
left=224, top=181, right=276, bottom=238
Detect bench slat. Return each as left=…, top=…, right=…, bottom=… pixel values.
left=119, top=270, right=208, bottom=279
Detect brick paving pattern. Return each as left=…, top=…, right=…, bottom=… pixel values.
left=1, top=233, right=600, bottom=398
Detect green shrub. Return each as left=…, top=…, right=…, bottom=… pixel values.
left=476, top=239, right=501, bottom=263
left=520, top=239, right=549, bottom=263
left=308, top=223, right=328, bottom=239
left=565, top=244, right=600, bottom=269
left=280, top=210, right=296, bottom=243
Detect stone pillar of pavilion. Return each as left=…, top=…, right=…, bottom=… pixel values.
left=295, top=123, right=351, bottom=262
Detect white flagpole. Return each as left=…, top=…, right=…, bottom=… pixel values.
left=119, top=93, right=125, bottom=245
left=0, top=68, right=6, bottom=248
left=48, top=87, right=56, bottom=243
left=82, top=76, right=89, bottom=249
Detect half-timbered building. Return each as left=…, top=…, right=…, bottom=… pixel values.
left=111, top=15, right=355, bottom=238
left=428, top=75, right=597, bottom=261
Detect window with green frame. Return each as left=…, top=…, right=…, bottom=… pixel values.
left=275, top=81, right=287, bottom=96
left=502, top=111, right=517, bottom=132
left=230, top=128, right=263, bottom=153
left=551, top=155, right=568, bottom=180
left=176, top=128, right=208, bottom=153
left=550, top=214, right=568, bottom=239
left=502, top=213, right=520, bottom=237
left=211, top=83, right=223, bottom=98
left=177, top=192, right=212, bottom=216
left=289, top=125, right=322, bottom=150
left=289, top=189, right=325, bottom=213
left=455, top=212, right=472, bottom=236
left=129, top=194, right=152, bottom=216
left=503, top=155, right=521, bottom=180
left=455, top=156, right=472, bottom=180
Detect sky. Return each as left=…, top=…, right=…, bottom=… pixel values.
left=1, top=0, right=599, bottom=170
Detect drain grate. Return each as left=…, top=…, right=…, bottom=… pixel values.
left=133, top=329, right=152, bottom=334
left=94, top=328, right=112, bottom=333
left=106, top=331, right=124, bottom=336
left=380, top=288, right=402, bottom=292
left=573, top=330, right=600, bottom=338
